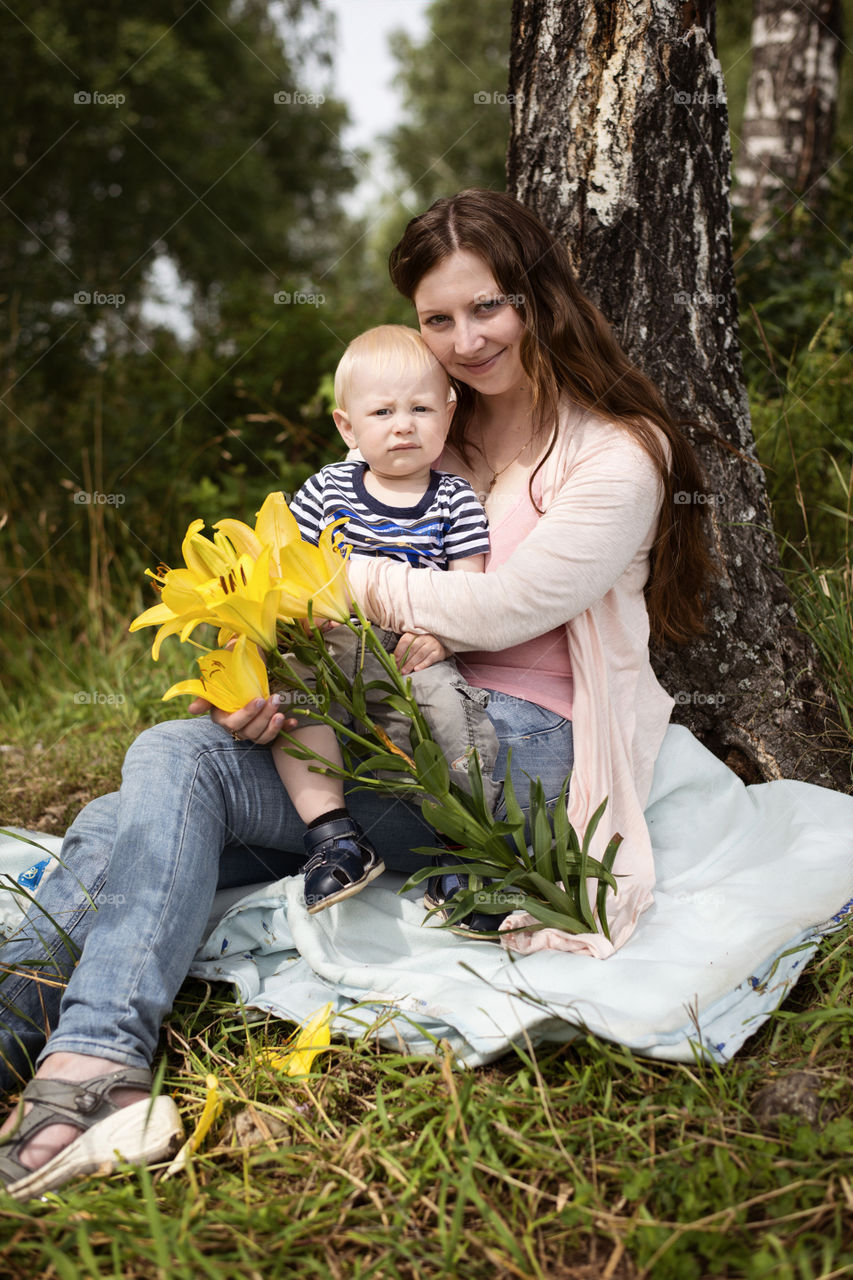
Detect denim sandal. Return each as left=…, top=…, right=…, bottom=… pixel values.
left=0, top=1067, right=184, bottom=1200
left=302, top=816, right=385, bottom=914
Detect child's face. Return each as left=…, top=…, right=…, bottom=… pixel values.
left=333, top=362, right=454, bottom=480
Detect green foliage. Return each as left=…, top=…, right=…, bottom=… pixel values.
left=0, top=0, right=363, bottom=652
left=734, top=172, right=853, bottom=399
left=786, top=553, right=853, bottom=739
left=385, top=0, right=512, bottom=206
left=0, top=0, right=353, bottom=372
left=718, top=1, right=853, bottom=739
left=715, top=0, right=756, bottom=141
left=748, top=274, right=853, bottom=566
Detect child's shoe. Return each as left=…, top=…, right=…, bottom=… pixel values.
left=423, top=851, right=507, bottom=939
left=302, top=816, right=384, bottom=914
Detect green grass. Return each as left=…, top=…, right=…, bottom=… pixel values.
left=0, top=948, right=851, bottom=1278
left=0, top=613, right=193, bottom=831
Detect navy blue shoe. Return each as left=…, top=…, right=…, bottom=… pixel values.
left=423, top=854, right=507, bottom=939
left=302, top=816, right=384, bottom=914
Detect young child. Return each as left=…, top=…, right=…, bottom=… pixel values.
left=277, top=325, right=500, bottom=914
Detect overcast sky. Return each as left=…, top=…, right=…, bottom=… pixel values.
left=321, top=0, right=430, bottom=146
left=320, top=0, right=431, bottom=205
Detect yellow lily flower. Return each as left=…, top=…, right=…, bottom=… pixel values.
left=277, top=525, right=351, bottom=623
left=181, top=519, right=243, bottom=580
left=162, top=635, right=270, bottom=712
left=217, top=494, right=350, bottom=621
left=133, top=553, right=282, bottom=657
left=215, top=491, right=301, bottom=577
left=258, top=1003, right=333, bottom=1077
left=129, top=496, right=349, bottom=659
left=130, top=565, right=219, bottom=659
left=129, top=520, right=248, bottom=658
left=130, top=601, right=212, bottom=661
left=194, top=547, right=282, bottom=651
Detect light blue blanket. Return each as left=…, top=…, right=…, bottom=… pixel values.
left=3, top=726, right=852, bottom=1065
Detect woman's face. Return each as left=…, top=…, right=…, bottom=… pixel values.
left=412, top=249, right=528, bottom=397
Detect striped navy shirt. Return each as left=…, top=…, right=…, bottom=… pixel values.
left=290, top=461, right=490, bottom=570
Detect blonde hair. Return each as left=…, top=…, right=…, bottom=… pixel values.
left=334, top=324, right=451, bottom=414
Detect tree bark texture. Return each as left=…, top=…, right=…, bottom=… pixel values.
left=733, top=0, right=842, bottom=221
left=507, top=0, right=850, bottom=789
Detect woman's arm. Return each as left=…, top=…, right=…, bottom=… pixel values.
left=391, top=553, right=485, bottom=671
left=349, top=434, right=663, bottom=652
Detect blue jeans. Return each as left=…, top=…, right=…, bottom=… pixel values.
left=0, top=695, right=572, bottom=1092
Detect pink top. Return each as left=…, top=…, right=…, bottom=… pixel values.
left=347, top=399, right=673, bottom=959
left=456, top=487, right=574, bottom=720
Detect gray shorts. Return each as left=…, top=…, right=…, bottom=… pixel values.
left=277, top=625, right=501, bottom=811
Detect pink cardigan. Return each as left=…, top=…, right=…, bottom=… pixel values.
left=347, top=401, right=674, bottom=957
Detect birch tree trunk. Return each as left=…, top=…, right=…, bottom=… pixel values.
left=733, top=0, right=842, bottom=224
left=507, top=0, right=851, bottom=789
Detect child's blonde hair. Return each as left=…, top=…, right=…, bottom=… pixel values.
left=334, top=325, right=451, bottom=414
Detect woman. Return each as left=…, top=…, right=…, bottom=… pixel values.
left=0, top=190, right=711, bottom=1197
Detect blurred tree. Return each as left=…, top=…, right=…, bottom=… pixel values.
left=733, top=0, right=843, bottom=226
left=715, top=0, right=756, bottom=137
left=0, top=0, right=360, bottom=633
left=385, top=0, right=511, bottom=206
left=0, top=0, right=354, bottom=383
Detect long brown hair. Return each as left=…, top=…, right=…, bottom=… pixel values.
left=388, top=188, right=714, bottom=647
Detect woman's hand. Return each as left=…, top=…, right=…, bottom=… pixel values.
left=187, top=694, right=298, bottom=744
left=393, top=631, right=449, bottom=675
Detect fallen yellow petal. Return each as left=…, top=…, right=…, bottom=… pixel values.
left=188, top=1074, right=223, bottom=1153
left=162, top=1073, right=223, bottom=1179
left=258, top=1003, right=333, bottom=1077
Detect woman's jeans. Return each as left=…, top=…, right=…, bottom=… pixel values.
left=0, top=694, right=572, bottom=1093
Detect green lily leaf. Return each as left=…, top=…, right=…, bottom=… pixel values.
left=596, top=832, right=624, bottom=943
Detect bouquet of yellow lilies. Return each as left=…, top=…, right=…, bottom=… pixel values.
left=130, top=492, right=350, bottom=710
left=130, top=493, right=620, bottom=939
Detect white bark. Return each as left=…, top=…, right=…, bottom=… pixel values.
left=733, top=0, right=842, bottom=218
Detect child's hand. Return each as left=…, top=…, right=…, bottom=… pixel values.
left=300, top=616, right=340, bottom=636
left=393, top=631, right=448, bottom=674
